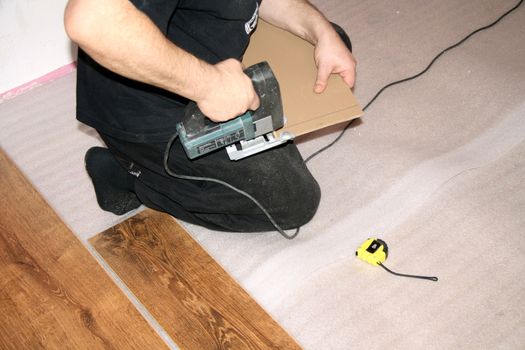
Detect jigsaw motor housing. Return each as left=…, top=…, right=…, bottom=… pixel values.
left=176, top=61, right=285, bottom=160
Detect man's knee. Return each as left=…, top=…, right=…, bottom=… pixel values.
left=274, top=173, right=321, bottom=229
left=331, top=22, right=352, bottom=52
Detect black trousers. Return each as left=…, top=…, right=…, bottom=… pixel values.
left=101, top=133, right=321, bottom=232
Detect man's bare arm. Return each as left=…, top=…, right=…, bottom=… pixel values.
left=259, top=0, right=356, bottom=93
left=64, top=0, right=258, bottom=121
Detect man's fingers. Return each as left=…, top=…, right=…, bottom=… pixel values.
left=339, top=69, right=356, bottom=88
left=250, top=94, right=261, bottom=111
left=315, top=64, right=356, bottom=93
left=314, top=65, right=331, bottom=94
left=200, top=59, right=262, bottom=121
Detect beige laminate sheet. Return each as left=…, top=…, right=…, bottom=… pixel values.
left=243, top=20, right=363, bottom=138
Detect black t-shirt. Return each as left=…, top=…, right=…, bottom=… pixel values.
left=76, top=0, right=261, bottom=142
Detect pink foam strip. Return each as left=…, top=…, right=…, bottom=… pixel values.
left=0, top=62, right=77, bottom=102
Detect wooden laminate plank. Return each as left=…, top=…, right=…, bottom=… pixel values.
left=0, top=150, right=169, bottom=350
left=90, top=209, right=302, bottom=350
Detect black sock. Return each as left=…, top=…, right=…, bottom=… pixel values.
left=85, top=147, right=141, bottom=215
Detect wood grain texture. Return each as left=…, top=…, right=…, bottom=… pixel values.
left=0, top=150, right=168, bottom=350
left=90, top=209, right=302, bottom=350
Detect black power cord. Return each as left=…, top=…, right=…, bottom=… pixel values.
left=379, top=263, right=438, bottom=282
left=163, top=133, right=300, bottom=239
left=305, top=0, right=524, bottom=163
left=164, top=0, right=523, bottom=238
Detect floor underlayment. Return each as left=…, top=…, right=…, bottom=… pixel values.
left=1, top=0, right=524, bottom=348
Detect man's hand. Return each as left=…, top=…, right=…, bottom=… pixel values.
left=196, top=59, right=260, bottom=122
left=313, top=28, right=357, bottom=94
left=259, top=0, right=357, bottom=94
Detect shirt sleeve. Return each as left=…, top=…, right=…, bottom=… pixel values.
left=129, top=0, right=180, bottom=34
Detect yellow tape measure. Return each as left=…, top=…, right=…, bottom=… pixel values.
left=356, top=238, right=438, bottom=282
left=355, top=238, right=388, bottom=265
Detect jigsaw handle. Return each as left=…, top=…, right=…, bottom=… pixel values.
left=244, top=62, right=284, bottom=131
left=176, top=62, right=283, bottom=159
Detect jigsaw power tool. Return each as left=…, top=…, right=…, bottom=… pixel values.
left=176, top=61, right=293, bottom=160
